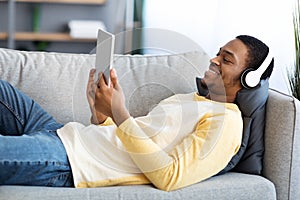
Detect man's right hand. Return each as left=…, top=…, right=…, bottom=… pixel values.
left=86, top=69, right=108, bottom=124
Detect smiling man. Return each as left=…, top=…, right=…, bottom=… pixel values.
left=0, top=35, right=274, bottom=191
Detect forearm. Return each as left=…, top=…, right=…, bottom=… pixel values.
left=112, top=106, right=131, bottom=126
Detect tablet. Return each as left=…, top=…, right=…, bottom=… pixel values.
left=95, top=29, right=115, bottom=87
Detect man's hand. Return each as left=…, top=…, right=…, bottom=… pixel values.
left=86, top=69, right=108, bottom=124
left=95, top=68, right=130, bottom=126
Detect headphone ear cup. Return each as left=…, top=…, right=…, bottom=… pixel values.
left=240, top=51, right=273, bottom=89
left=240, top=68, right=254, bottom=89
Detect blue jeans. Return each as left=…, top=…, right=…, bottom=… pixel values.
left=0, top=80, right=73, bottom=187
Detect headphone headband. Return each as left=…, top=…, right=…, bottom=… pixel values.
left=254, top=50, right=273, bottom=75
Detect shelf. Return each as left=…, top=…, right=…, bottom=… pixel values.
left=0, top=32, right=6, bottom=40
left=0, top=32, right=96, bottom=42
left=3, top=0, right=106, bottom=5
left=1, top=0, right=104, bottom=50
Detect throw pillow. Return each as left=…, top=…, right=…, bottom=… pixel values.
left=196, top=77, right=269, bottom=175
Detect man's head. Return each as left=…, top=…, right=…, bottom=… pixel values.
left=236, top=35, right=274, bottom=81
left=201, top=35, right=274, bottom=103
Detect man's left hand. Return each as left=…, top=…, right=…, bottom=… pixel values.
left=95, top=68, right=130, bottom=126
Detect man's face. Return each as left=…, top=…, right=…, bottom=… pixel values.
left=202, top=39, right=249, bottom=96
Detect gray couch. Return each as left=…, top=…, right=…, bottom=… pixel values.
left=0, top=48, right=299, bottom=200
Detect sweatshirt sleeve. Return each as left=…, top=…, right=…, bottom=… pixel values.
left=99, top=117, right=115, bottom=126
left=116, top=111, right=242, bottom=191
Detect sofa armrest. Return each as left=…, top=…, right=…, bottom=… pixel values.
left=263, top=89, right=300, bottom=200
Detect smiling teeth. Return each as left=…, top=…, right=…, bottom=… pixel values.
left=209, top=69, right=217, bottom=74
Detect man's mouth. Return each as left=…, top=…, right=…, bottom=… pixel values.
left=208, top=66, right=220, bottom=75
left=208, top=69, right=218, bottom=74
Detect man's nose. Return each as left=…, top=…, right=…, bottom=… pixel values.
left=210, top=57, right=221, bottom=66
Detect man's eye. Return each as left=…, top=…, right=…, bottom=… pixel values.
left=223, top=57, right=231, bottom=63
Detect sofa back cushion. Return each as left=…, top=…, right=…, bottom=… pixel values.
left=0, top=48, right=210, bottom=125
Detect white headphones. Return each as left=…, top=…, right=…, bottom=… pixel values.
left=240, top=50, right=273, bottom=89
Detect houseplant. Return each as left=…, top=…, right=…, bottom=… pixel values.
left=289, top=0, right=300, bottom=99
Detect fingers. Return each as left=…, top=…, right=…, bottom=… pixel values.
left=87, top=69, right=96, bottom=90
left=89, top=69, right=96, bottom=82
left=97, top=68, right=117, bottom=89
left=110, top=68, right=119, bottom=89
left=96, top=68, right=122, bottom=93
left=87, top=69, right=95, bottom=92
left=97, top=72, right=107, bottom=89
left=86, top=69, right=97, bottom=106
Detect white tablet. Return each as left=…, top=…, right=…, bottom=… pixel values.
left=95, top=29, right=115, bottom=87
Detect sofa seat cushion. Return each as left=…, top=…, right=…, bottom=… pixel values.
left=0, top=173, right=275, bottom=200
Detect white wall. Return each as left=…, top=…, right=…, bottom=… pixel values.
left=143, top=0, right=295, bottom=94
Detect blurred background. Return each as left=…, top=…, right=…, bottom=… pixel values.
left=0, top=0, right=295, bottom=94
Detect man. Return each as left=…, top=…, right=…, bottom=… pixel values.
left=0, top=35, right=273, bottom=191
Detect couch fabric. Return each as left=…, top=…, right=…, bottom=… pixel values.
left=0, top=48, right=299, bottom=200
left=0, top=173, right=275, bottom=200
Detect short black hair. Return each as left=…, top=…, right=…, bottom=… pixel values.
left=236, top=35, right=274, bottom=80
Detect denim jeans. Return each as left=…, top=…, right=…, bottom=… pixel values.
left=0, top=80, right=73, bottom=187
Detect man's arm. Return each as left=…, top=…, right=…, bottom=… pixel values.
left=116, top=112, right=242, bottom=191
left=95, top=69, right=242, bottom=191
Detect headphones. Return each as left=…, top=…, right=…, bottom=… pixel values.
left=240, top=50, right=273, bottom=89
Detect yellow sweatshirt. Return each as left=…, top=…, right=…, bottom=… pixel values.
left=57, top=93, right=242, bottom=191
